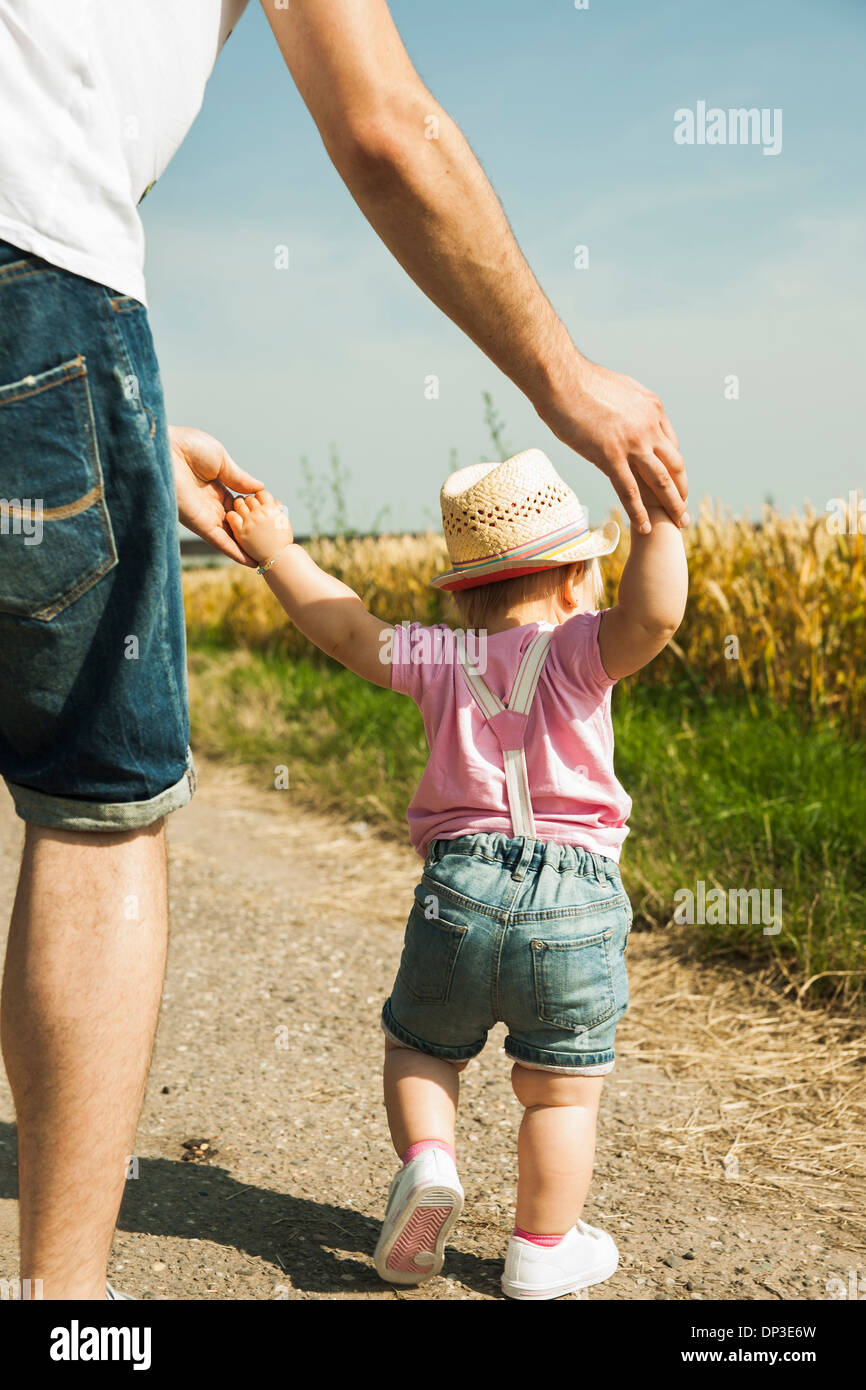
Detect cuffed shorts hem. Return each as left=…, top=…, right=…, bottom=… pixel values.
left=5, top=748, right=197, bottom=832
left=505, top=1039, right=615, bottom=1075
left=381, top=1000, right=485, bottom=1064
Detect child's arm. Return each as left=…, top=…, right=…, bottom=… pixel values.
left=227, top=492, right=393, bottom=688
left=597, top=483, right=688, bottom=680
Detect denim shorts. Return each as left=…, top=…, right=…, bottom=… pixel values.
left=382, top=833, right=632, bottom=1074
left=0, top=239, right=195, bottom=831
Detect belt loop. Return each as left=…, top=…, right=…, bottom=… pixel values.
left=591, top=852, right=605, bottom=884
left=511, top=837, right=536, bottom=882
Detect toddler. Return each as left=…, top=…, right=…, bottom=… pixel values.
left=228, top=447, right=688, bottom=1300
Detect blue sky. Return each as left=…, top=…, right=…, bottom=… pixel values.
left=143, top=0, right=866, bottom=534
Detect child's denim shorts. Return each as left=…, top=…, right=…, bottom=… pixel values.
left=382, top=832, right=632, bottom=1075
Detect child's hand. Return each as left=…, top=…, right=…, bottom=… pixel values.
left=227, top=490, right=293, bottom=565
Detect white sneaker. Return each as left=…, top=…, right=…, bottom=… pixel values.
left=374, top=1148, right=464, bottom=1285
left=501, top=1219, right=619, bottom=1300
left=106, top=1283, right=134, bottom=1301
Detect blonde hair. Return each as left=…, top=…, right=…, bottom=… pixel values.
left=451, top=558, right=604, bottom=628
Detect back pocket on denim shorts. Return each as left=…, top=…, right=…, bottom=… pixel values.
left=398, top=902, right=467, bottom=1003
left=531, top=929, right=619, bottom=1033
left=0, top=357, right=117, bottom=621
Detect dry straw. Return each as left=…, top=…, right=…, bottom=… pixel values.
left=620, top=933, right=866, bottom=1231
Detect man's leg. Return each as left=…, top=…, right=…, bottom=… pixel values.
left=0, top=239, right=193, bottom=1299
left=1, top=821, right=168, bottom=1300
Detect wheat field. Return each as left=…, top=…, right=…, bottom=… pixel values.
left=183, top=501, right=866, bottom=733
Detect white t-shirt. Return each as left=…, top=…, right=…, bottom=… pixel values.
left=0, top=0, right=249, bottom=303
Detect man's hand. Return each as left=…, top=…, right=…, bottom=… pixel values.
left=261, top=0, right=688, bottom=532
left=537, top=356, right=688, bottom=535
left=169, top=425, right=264, bottom=565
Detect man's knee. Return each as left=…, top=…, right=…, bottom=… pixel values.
left=511, top=1062, right=604, bottom=1110
left=23, top=818, right=165, bottom=849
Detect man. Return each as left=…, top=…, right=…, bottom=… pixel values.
left=0, top=0, right=687, bottom=1300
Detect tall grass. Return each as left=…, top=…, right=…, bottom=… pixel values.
left=184, top=500, right=866, bottom=734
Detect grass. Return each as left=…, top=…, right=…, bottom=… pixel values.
left=188, top=643, right=866, bottom=1010
left=613, top=681, right=866, bottom=1004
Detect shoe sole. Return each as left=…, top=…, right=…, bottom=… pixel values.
left=500, top=1246, right=619, bottom=1301
left=374, top=1184, right=464, bottom=1286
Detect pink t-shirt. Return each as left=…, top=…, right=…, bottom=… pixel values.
left=390, top=610, right=632, bottom=861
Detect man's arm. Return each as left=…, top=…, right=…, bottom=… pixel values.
left=260, top=0, right=687, bottom=534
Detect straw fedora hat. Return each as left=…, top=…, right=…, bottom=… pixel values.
left=431, top=448, right=620, bottom=591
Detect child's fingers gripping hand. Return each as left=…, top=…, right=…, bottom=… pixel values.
left=227, top=490, right=293, bottom=565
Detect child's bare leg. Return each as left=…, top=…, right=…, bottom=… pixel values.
left=511, top=1064, right=605, bottom=1233
left=383, top=1041, right=468, bottom=1157
left=375, top=1042, right=466, bottom=1283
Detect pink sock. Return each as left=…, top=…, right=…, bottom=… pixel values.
left=513, top=1225, right=566, bottom=1247
left=401, top=1138, right=456, bottom=1166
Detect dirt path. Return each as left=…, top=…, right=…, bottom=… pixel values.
left=0, top=760, right=863, bottom=1300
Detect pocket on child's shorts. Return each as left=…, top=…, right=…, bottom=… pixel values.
left=531, top=913, right=629, bottom=1034
left=397, top=902, right=467, bottom=1004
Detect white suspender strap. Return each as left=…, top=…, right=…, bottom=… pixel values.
left=459, top=628, right=553, bottom=838
left=459, top=658, right=504, bottom=720
left=508, top=628, right=553, bottom=716
left=502, top=747, right=536, bottom=839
